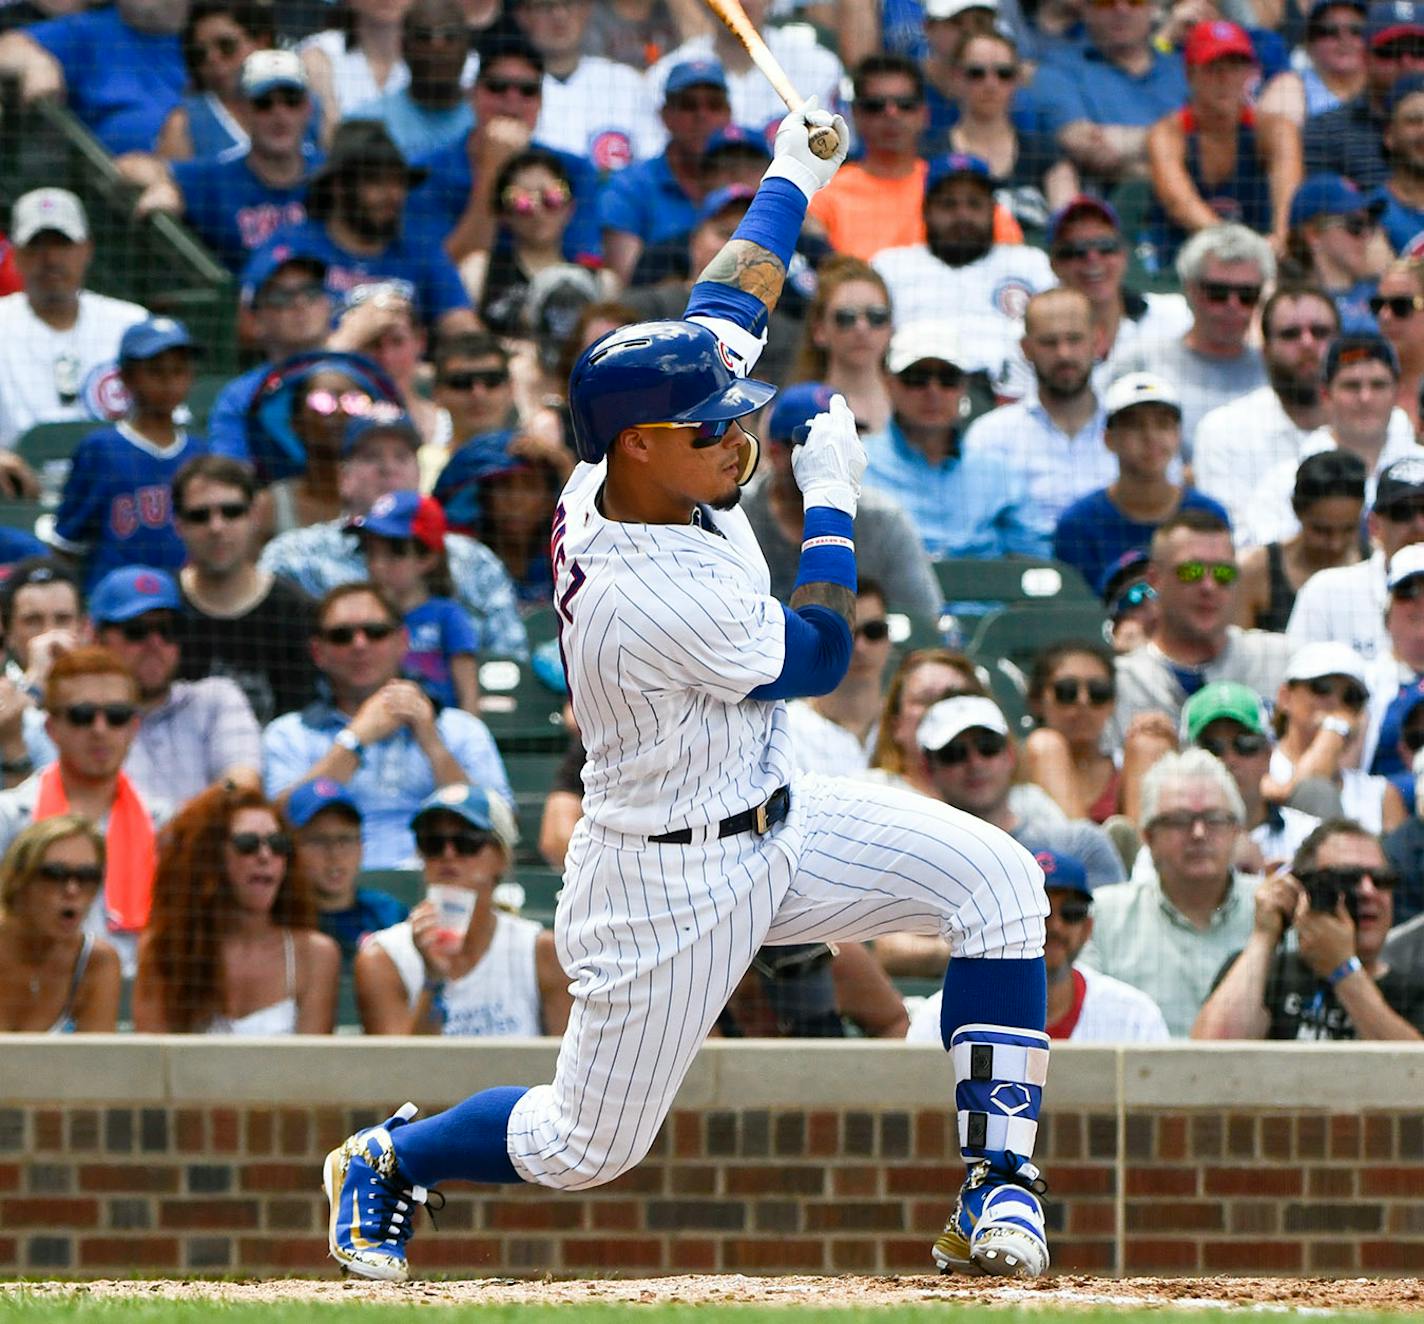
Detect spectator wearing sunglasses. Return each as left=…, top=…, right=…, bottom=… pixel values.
left=1304, top=0, right=1424, bottom=189
left=858, top=327, right=1039, bottom=561
left=907, top=847, right=1170, bottom=1043
left=44, top=318, right=206, bottom=594
left=134, top=782, right=339, bottom=1034
left=356, top=783, right=571, bottom=1036
left=0, top=815, right=119, bottom=1034
left=1247, top=333, right=1419, bottom=547
left=1195, top=287, right=1343, bottom=538
left=1054, top=372, right=1228, bottom=600
left=0, top=646, right=171, bottom=978
left=1101, top=549, right=1159, bottom=653
left=171, top=455, right=318, bottom=725
left=1264, top=640, right=1403, bottom=833
left=1281, top=176, right=1386, bottom=334
left=263, top=582, right=511, bottom=869
left=1364, top=73, right=1424, bottom=250
left=872, top=693, right=1125, bottom=979
left=1109, top=510, right=1293, bottom=747
left=1371, top=256, right=1424, bottom=428
left=1023, top=641, right=1122, bottom=824
left=1194, top=817, right=1424, bottom=1039
left=119, top=51, right=321, bottom=275
left=1119, top=224, right=1271, bottom=453
left=1256, top=0, right=1369, bottom=129
left=1080, top=747, right=1256, bottom=1036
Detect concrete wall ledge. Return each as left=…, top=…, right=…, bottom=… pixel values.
left=2, top=1036, right=1421, bottom=1109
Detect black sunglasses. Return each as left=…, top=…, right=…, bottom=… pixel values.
left=1053, top=236, right=1124, bottom=261
left=180, top=501, right=250, bottom=525
left=856, top=619, right=891, bottom=642
left=251, top=89, right=306, bottom=112
left=1199, top=281, right=1262, bottom=307
left=1395, top=576, right=1424, bottom=601
left=1377, top=498, right=1424, bottom=521
left=1055, top=898, right=1092, bottom=923
left=898, top=365, right=963, bottom=389
left=37, top=860, right=104, bottom=888
left=963, top=62, right=1017, bottom=80
left=229, top=831, right=292, bottom=856
left=60, top=702, right=138, bottom=728
left=858, top=94, right=922, bottom=113
left=1375, top=37, right=1424, bottom=56
left=1302, top=675, right=1368, bottom=709
left=1050, top=677, right=1114, bottom=706
left=319, top=621, right=398, bottom=645
left=1310, top=19, right=1364, bottom=36
left=831, top=305, right=892, bottom=329
left=1198, top=731, right=1270, bottom=758
left=440, top=368, right=509, bottom=390
left=1369, top=294, right=1424, bottom=318
left=115, top=617, right=178, bottom=643
left=1298, top=865, right=1399, bottom=892
left=480, top=76, right=541, bottom=96
left=929, top=730, right=1008, bottom=765
left=416, top=830, right=494, bottom=858
left=1271, top=323, right=1336, bottom=343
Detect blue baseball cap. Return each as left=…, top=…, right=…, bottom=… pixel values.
left=767, top=381, right=834, bottom=444
left=89, top=565, right=181, bottom=624
left=288, top=777, right=361, bottom=828
left=241, top=241, right=330, bottom=307
left=1368, top=0, right=1424, bottom=43
left=346, top=489, right=447, bottom=549
left=1289, top=172, right=1383, bottom=227
left=1098, top=547, right=1151, bottom=604
left=1033, top=848, right=1092, bottom=897
left=695, top=184, right=754, bottom=227
left=411, top=783, right=518, bottom=853
left=702, top=123, right=771, bottom=162
left=340, top=406, right=421, bottom=457
left=118, top=316, right=196, bottom=363
left=664, top=59, right=727, bottom=98
left=925, top=152, right=993, bottom=192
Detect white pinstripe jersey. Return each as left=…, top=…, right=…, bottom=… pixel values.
left=551, top=318, right=796, bottom=836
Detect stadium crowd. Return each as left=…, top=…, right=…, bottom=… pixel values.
left=2, top=0, right=1424, bottom=1044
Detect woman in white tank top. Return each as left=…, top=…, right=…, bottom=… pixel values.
left=356, top=783, right=572, bottom=1036
left=133, top=785, right=341, bottom=1034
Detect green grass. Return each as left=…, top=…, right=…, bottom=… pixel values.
left=0, top=1300, right=1411, bottom=1324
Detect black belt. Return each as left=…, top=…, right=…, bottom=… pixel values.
left=650, top=786, right=791, bottom=845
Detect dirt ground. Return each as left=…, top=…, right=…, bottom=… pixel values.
left=10, top=1276, right=1424, bottom=1311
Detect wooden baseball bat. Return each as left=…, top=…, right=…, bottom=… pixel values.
left=702, top=0, right=840, bottom=160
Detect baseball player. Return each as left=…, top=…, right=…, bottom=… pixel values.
left=323, top=97, right=1052, bottom=1283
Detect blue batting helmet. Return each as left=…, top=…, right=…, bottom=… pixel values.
left=568, top=320, right=777, bottom=468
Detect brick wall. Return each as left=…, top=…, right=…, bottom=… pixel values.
left=3, top=1039, right=1423, bottom=1277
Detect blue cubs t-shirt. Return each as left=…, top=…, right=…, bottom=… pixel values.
left=1052, top=487, right=1230, bottom=601
left=320, top=887, right=408, bottom=962
left=246, top=218, right=470, bottom=326
left=404, top=596, right=480, bottom=707
left=173, top=145, right=321, bottom=273
left=49, top=422, right=205, bottom=590
left=30, top=7, right=185, bottom=153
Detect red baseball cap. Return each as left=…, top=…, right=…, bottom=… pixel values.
left=1185, top=20, right=1258, bottom=65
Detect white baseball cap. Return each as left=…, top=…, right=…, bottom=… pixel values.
left=1104, top=372, right=1181, bottom=422
left=887, top=320, right=961, bottom=376
left=1388, top=541, right=1424, bottom=592
left=926, top=0, right=999, bottom=16
left=12, top=188, right=87, bottom=246
left=917, top=695, right=1008, bottom=753
left=240, top=49, right=308, bottom=98
left=1283, top=641, right=1368, bottom=687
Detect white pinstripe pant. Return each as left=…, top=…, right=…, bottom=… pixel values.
left=506, top=773, right=1047, bottom=1191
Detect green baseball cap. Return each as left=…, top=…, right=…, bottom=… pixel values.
left=1180, top=681, right=1267, bottom=744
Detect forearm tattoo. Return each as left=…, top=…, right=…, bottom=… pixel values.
left=697, top=240, right=787, bottom=311
left=790, top=582, right=856, bottom=634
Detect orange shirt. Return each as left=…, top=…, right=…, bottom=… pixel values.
left=807, top=158, right=1023, bottom=260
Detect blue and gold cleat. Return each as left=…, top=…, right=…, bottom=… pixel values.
left=323, top=1102, right=430, bottom=1281
left=933, top=1152, right=1050, bottom=1278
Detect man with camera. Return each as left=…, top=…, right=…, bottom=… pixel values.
left=1192, top=818, right=1424, bottom=1040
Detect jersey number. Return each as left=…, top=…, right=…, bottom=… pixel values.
left=557, top=560, right=586, bottom=623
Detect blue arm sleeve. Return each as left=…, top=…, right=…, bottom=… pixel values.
left=748, top=603, right=852, bottom=700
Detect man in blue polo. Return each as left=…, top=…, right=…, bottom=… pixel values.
left=1030, top=0, right=1187, bottom=183
left=120, top=51, right=321, bottom=273
left=599, top=59, right=731, bottom=286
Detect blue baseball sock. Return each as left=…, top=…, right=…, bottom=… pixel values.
left=391, top=1086, right=529, bottom=1187
left=939, top=956, right=1047, bottom=1049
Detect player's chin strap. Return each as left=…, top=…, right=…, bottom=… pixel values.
left=736, top=431, right=761, bottom=486
left=951, top=1023, right=1050, bottom=1185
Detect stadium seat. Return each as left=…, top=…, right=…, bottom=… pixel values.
left=357, top=868, right=424, bottom=912
left=513, top=865, right=563, bottom=925
left=932, top=557, right=1095, bottom=613
left=966, top=601, right=1113, bottom=679
left=0, top=500, right=41, bottom=533
left=478, top=657, right=568, bottom=752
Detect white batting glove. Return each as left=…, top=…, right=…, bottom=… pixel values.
left=762, top=95, right=850, bottom=201
left=790, top=393, right=866, bottom=516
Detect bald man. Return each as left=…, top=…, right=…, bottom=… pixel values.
left=962, top=288, right=1115, bottom=553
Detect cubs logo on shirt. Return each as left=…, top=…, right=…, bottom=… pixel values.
left=589, top=129, right=633, bottom=174
left=992, top=277, right=1036, bottom=321
left=81, top=361, right=130, bottom=421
